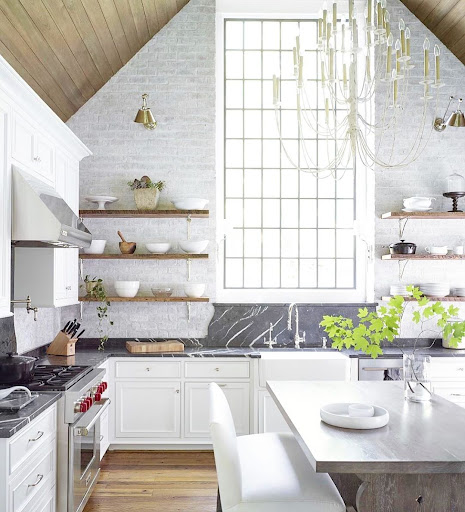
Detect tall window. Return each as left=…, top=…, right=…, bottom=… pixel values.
left=221, top=19, right=362, bottom=298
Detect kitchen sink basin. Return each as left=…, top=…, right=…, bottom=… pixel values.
left=258, top=350, right=348, bottom=360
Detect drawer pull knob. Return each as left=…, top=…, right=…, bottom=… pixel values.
left=29, top=431, right=44, bottom=442
left=146, top=368, right=150, bottom=371
left=175, top=389, right=180, bottom=394
left=28, top=474, right=44, bottom=488
left=215, top=368, right=220, bottom=372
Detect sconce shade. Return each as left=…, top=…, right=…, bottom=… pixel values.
left=446, top=110, right=465, bottom=127
left=134, top=93, right=157, bottom=130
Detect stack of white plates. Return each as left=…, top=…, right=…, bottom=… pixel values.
left=419, top=283, right=450, bottom=297
left=454, top=287, right=465, bottom=297
left=390, top=284, right=412, bottom=297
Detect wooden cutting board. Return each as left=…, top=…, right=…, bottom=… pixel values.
left=126, top=340, right=185, bottom=353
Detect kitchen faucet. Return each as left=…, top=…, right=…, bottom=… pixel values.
left=263, top=322, right=277, bottom=349
left=288, top=303, right=305, bottom=349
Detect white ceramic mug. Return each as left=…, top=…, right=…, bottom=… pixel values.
left=425, top=246, right=448, bottom=255
left=454, top=246, right=464, bottom=255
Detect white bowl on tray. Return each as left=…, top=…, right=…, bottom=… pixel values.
left=83, top=239, right=107, bottom=254
left=114, top=281, right=140, bottom=298
left=184, top=283, right=205, bottom=298
left=85, top=195, right=118, bottom=210
left=146, top=242, right=171, bottom=254
left=179, top=240, right=209, bottom=254
left=320, top=403, right=389, bottom=430
left=171, top=198, right=209, bottom=210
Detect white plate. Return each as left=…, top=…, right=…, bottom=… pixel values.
left=320, top=403, right=389, bottom=430
left=85, top=195, right=119, bottom=210
left=402, top=207, right=432, bottom=212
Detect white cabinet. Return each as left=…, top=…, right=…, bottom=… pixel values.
left=0, top=100, right=11, bottom=318
left=11, top=113, right=54, bottom=185
left=258, top=390, right=291, bottom=434
left=184, top=382, right=249, bottom=438
left=14, top=152, right=80, bottom=307
left=0, top=404, right=57, bottom=512
left=115, top=381, right=181, bottom=438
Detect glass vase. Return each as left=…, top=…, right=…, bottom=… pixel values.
left=403, top=354, right=433, bottom=402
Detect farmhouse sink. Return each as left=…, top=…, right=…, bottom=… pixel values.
left=259, top=350, right=348, bottom=360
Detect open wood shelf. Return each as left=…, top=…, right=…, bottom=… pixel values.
left=382, top=296, right=465, bottom=302
left=80, top=253, right=208, bottom=260
left=79, top=209, right=209, bottom=218
left=80, top=296, right=209, bottom=303
left=382, top=211, right=465, bottom=219
left=382, top=254, right=465, bottom=260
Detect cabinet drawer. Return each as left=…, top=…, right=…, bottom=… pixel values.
left=10, top=443, right=55, bottom=512
left=27, top=485, right=55, bottom=512
left=184, top=361, right=249, bottom=379
left=434, top=383, right=465, bottom=403
left=115, top=361, right=181, bottom=379
left=10, top=405, right=56, bottom=475
left=431, top=359, right=465, bottom=381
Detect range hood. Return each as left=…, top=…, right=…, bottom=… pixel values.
left=12, top=167, right=92, bottom=248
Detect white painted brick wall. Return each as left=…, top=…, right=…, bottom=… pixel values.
left=376, top=0, right=465, bottom=337
left=66, top=0, right=216, bottom=339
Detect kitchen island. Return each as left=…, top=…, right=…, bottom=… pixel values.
left=267, top=380, right=465, bottom=512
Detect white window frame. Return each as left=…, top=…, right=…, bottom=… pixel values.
left=216, top=0, right=375, bottom=303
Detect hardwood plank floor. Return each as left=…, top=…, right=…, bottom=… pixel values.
left=84, top=451, right=218, bottom=512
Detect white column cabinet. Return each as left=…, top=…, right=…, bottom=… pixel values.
left=115, top=381, right=181, bottom=438
left=257, top=389, right=291, bottom=434
left=0, top=100, right=11, bottom=319
left=184, top=382, right=249, bottom=438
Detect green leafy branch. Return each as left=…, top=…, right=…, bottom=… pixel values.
left=320, top=286, right=465, bottom=358
left=83, top=276, right=113, bottom=351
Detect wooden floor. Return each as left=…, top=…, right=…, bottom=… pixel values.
left=83, top=451, right=218, bottom=512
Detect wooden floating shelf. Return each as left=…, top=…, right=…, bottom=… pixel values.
left=80, top=253, right=208, bottom=260
left=80, top=296, right=209, bottom=303
left=382, top=254, right=465, bottom=260
left=382, top=296, right=465, bottom=302
left=79, top=209, right=209, bottom=218
left=382, top=211, right=465, bottom=219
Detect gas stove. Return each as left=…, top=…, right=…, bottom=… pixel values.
left=27, top=364, right=93, bottom=391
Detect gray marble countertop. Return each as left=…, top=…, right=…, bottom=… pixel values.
left=0, top=392, right=61, bottom=438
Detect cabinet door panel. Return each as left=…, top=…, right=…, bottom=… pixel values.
left=115, top=382, right=181, bottom=438
left=258, top=390, right=291, bottom=434
left=11, top=114, right=34, bottom=168
left=184, top=382, right=250, bottom=438
left=35, top=134, right=54, bottom=183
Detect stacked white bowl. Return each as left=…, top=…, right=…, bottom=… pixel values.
left=419, top=283, right=450, bottom=297
left=454, top=287, right=465, bottom=297
left=389, top=284, right=412, bottom=297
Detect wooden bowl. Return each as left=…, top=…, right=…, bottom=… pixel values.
left=119, top=242, right=136, bottom=254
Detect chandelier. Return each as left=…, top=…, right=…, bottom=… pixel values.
left=272, top=0, right=444, bottom=177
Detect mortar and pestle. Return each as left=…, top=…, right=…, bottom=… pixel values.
left=118, top=231, right=136, bottom=254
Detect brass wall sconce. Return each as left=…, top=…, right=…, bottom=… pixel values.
left=434, top=96, right=465, bottom=132
left=134, top=93, right=157, bottom=130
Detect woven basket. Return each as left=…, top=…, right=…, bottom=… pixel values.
left=133, top=188, right=160, bottom=210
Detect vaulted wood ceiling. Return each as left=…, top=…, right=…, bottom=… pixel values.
left=400, top=0, right=465, bottom=66
left=0, top=0, right=189, bottom=121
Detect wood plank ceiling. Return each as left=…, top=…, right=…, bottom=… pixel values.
left=400, top=0, right=465, bottom=66
left=0, top=0, right=190, bottom=121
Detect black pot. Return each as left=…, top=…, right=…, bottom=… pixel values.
left=389, top=240, right=417, bottom=255
left=0, top=353, right=36, bottom=384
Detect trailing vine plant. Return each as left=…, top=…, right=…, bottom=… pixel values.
left=84, top=276, right=113, bottom=351
left=320, top=286, right=465, bottom=358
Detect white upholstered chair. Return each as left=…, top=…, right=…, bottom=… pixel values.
left=209, top=382, right=346, bottom=512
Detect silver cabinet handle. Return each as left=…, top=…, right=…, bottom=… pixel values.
left=451, top=393, right=465, bottom=397
left=33, top=156, right=42, bottom=163
left=100, top=435, right=104, bottom=441
left=175, top=389, right=180, bottom=394
left=146, top=368, right=151, bottom=371
left=66, top=286, right=72, bottom=291
left=29, top=431, right=44, bottom=442
left=218, top=384, right=227, bottom=388
left=28, top=474, right=44, bottom=488
left=214, top=368, right=220, bottom=372
left=361, top=367, right=392, bottom=371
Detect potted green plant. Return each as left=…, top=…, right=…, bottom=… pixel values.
left=128, top=176, right=165, bottom=210
left=320, top=286, right=465, bottom=401
left=83, top=276, right=113, bottom=351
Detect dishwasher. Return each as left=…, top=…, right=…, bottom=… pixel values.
left=358, top=357, right=403, bottom=381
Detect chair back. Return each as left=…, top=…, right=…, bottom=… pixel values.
left=209, top=383, right=242, bottom=510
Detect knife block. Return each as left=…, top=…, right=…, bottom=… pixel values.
left=47, top=331, right=78, bottom=356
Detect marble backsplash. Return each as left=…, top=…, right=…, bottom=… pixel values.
left=205, top=303, right=378, bottom=348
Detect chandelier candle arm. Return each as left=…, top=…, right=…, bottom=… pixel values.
left=406, top=27, right=411, bottom=57
left=367, top=0, right=372, bottom=25
left=434, top=45, right=440, bottom=82
left=424, top=38, right=430, bottom=80
left=333, top=2, right=337, bottom=27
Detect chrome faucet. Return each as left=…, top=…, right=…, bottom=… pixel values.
left=288, top=303, right=305, bottom=349
left=11, top=295, right=38, bottom=321
left=263, top=322, right=277, bottom=349
left=322, top=336, right=328, bottom=349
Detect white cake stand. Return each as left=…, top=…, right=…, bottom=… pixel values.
left=85, top=195, right=118, bottom=210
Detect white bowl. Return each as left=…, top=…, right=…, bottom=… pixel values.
left=184, top=283, right=205, bottom=298
left=146, top=242, right=171, bottom=254
left=151, top=287, right=173, bottom=298
left=172, top=198, right=209, bottom=210
left=320, top=403, right=389, bottom=430
left=83, top=239, right=107, bottom=254
left=348, top=403, right=375, bottom=418
left=114, top=281, right=140, bottom=298
left=179, top=240, right=209, bottom=254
